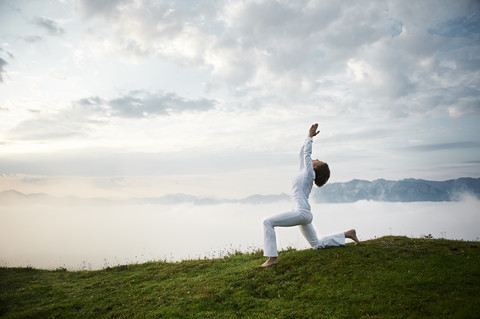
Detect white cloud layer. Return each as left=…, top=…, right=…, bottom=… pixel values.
left=1, top=199, right=479, bottom=269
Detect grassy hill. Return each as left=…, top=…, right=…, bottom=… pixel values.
left=1, top=236, right=479, bottom=318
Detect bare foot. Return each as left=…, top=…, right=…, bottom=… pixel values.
left=344, top=229, right=360, bottom=245
left=258, top=257, right=279, bottom=268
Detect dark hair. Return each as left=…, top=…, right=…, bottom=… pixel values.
left=314, top=162, right=330, bottom=187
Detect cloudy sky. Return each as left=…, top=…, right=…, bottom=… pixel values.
left=1, top=0, right=479, bottom=199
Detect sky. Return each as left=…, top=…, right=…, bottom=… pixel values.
left=1, top=0, right=480, bottom=199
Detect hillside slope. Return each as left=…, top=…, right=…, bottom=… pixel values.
left=1, top=236, right=479, bottom=318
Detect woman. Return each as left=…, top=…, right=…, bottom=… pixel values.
left=260, top=123, right=359, bottom=268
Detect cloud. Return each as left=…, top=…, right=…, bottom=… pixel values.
left=33, top=17, right=65, bottom=36
left=8, top=90, right=216, bottom=141
left=0, top=47, right=13, bottom=83
left=342, top=9, right=480, bottom=118
left=21, top=177, right=47, bottom=184
left=404, top=141, right=480, bottom=152
left=72, top=1, right=480, bottom=119
left=0, top=147, right=292, bottom=177
left=75, top=91, right=216, bottom=118
left=23, top=35, right=43, bottom=43
left=78, top=0, right=212, bottom=62
left=0, top=47, right=14, bottom=59
left=76, top=0, right=131, bottom=20
left=7, top=116, right=96, bottom=141
left=0, top=58, right=7, bottom=83
left=109, top=91, right=215, bottom=117
left=429, top=12, right=480, bottom=39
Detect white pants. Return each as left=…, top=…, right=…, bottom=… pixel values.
left=263, top=210, right=345, bottom=257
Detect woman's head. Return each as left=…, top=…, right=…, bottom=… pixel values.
left=312, top=160, right=330, bottom=187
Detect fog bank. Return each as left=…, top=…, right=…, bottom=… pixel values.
left=1, top=198, right=479, bottom=270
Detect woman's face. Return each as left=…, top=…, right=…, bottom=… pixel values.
left=312, top=159, right=324, bottom=169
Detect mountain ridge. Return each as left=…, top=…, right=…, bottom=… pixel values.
left=1, top=177, right=479, bottom=205
left=312, top=177, right=480, bottom=203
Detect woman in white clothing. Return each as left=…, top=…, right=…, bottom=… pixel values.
left=259, top=123, right=359, bottom=268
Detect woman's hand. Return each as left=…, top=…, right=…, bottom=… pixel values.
left=308, top=123, right=320, bottom=138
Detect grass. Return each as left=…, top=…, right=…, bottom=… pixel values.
left=1, top=236, right=479, bottom=318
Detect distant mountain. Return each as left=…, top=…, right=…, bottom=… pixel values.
left=0, top=190, right=291, bottom=206
left=237, top=193, right=291, bottom=204
left=127, top=193, right=291, bottom=205
left=0, top=190, right=118, bottom=206
left=135, top=194, right=221, bottom=205
left=312, top=178, right=480, bottom=203
left=0, top=190, right=51, bottom=204
left=1, top=178, right=479, bottom=205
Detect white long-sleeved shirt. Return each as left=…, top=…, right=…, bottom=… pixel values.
left=291, top=137, right=315, bottom=211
